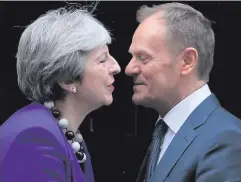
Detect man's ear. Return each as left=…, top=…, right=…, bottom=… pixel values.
left=180, top=47, right=198, bottom=76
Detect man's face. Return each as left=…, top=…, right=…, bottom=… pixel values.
left=125, top=16, right=182, bottom=110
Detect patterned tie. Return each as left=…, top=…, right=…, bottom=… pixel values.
left=145, top=119, right=168, bottom=181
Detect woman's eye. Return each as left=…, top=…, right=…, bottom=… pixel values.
left=100, top=54, right=108, bottom=63
left=100, top=59, right=106, bottom=63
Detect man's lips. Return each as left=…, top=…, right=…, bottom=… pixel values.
left=134, top=83, right=144, bottom=85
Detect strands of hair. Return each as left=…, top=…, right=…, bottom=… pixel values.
left=64, top=0, right=100, bottom=14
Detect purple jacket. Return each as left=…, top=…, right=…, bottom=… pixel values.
left=0, top=102, right=95, bottom=182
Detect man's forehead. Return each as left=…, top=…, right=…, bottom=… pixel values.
left=129, top=44, right=149, bottom=54
left=130, top=23, right=169, bottom=56
left=135, top=16, right=167, bottom=38
left=140, top=11, right=166, bottom=26
left=132, top=21, right=167, bottom=42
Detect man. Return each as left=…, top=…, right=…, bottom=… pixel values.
left=125, top=2, right=241, bottom=182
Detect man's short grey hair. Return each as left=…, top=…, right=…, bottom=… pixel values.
left=136, top=2, right=215, bottom=81
left=16, top=6, right=111, bottom=102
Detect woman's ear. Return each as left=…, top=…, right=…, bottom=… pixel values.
left=58, top=82, right=77, bottom=94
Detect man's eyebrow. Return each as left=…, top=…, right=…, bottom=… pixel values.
left=129, top=50, right=150, bottom=55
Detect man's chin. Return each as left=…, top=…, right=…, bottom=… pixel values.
left=132, top=95, right=150, bottom=107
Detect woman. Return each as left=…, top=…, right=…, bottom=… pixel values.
left=0, top=6, right=120, bottom=182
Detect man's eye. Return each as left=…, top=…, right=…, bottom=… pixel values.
left=138, top=55, right=146, bottom=60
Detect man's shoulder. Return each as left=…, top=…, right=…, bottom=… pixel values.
left=196, top=106, right=241, bottom=147
left=208, top=106, right=241, bottom=129
left=192, top=93, right=241, bottom=132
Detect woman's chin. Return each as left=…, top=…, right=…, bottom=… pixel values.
left=103, top=95, right=113, bottom=106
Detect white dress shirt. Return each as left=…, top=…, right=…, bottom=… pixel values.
left=157, top=84, right=211, bottom=165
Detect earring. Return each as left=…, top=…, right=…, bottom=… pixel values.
left=72, top=86, right=76, bottom=93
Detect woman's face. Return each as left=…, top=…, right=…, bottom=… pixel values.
left=75, top=45, right=121, bottom=109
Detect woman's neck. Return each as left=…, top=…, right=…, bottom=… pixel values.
left=54, top=98, right=91, bottom=133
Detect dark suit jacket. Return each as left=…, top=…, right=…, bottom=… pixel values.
left=0, top=102, right=95, bottom=182
left=138, top=94, right=241, bottom=182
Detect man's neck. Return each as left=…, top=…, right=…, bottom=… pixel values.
left=157, top=80, right=207, bottom=117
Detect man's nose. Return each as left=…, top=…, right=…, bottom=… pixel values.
left=125, top=60, right=140, bottom=76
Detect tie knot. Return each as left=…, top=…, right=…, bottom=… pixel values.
left=153, top=119, right=168, bottom=138
left=156, top=119, right=168, bottom=130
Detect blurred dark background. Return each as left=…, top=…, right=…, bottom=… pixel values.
left=0, top=1, right=241, bottom=182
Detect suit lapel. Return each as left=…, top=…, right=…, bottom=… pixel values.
left=151, top=94, right=220, bottom=182
left=151, top=121, right=196, bottom=182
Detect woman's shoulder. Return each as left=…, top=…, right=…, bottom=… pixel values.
left=2, top=102, right=56, bottom=129
left=0, top=103, right=74, bottom=181
left=0, top=102, right=66, bottom=149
